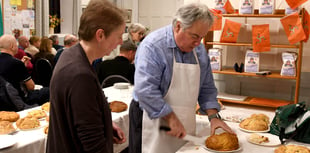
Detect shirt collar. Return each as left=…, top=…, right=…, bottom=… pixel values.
left=167, top=25, right=178, bottom=49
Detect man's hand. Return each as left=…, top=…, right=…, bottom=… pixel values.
left=163, top=112, right=186, bottom=138
left=210, top=118, right=235, bottom=135
left=112, top=122, right=126, bottom=144
left=207, top=109, right=235, bottom=135
left=21, top=56, right=31, bottom=66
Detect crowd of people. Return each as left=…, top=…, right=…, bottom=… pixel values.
left=0, top=0, right=236, bottom=153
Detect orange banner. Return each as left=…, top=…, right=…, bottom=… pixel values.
left=224, top=0, right=234, bottom=14
left=220, top=19, right=241, bottom=43
left=303, top=9, right=310, bottom=42
left=285, top=0, right=308, bottom=10
left=280, top=12, right=306, bottom=44
left=209, top=10, right=222, bottom=31
left=252, top=24, right=270, bottom=52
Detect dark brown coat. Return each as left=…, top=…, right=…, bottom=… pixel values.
left=47, top=43, right=113, bottom=153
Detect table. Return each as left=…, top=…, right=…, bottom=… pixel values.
left=0, top=85, right=134, bottom=153
left=177, top=104, right=310, bottom=153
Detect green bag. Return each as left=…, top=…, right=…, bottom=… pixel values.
left=269, top=102, right=310, bottom=144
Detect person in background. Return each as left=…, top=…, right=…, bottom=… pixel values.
left=54, top=34, right=78, bottom=63
left=100, top=23, right=146, bottom=62
left=125, top=23, right=146, bottom=45
left=129, top=3, right=234, bottom=153
left=47, top=0, right=126, bottom=152
left=33, top=37, right=55, bottom=67
left=49, top=35, right=63, bottom=51
left=0, top=34, right=49, bottom=106
left=14, top=36, right=33, bottom=74
left=25, top=36, right=41, bottom=57
left=96, top=40, right=137, bottom=85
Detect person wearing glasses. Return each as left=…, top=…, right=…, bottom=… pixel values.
left=125, top=23, right=146, bottom=45
left=129, top=3, right=234, bottom=153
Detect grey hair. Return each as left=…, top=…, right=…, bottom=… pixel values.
left=128, top=23, right=146, bottom=33
left=172, top=3, right=214, bottom=30
left=64, top=34, right=78, bottom=46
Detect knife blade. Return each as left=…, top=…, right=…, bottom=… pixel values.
left=160, top=126, right=205, bottom=145
left=183, top=134, right=205, bottom=145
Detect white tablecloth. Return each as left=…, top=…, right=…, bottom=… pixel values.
left=0, top=86, right=134, bottom=153
left=177, top=104, right=310, bottom=153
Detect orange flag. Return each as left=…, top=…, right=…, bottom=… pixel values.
left=220, top=19, right=241, bottom=43
left=303, top=10, right=310, bottom=42
left=209, top=10, right=222, bottom=31
left=224, top=0, right=234, bottom=14
left=280, top=12, right=306, bottom=44
left=285, top=0, right=308, bottom=10
left=252, top=24, right=270, bottom=52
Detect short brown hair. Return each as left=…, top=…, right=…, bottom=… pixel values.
left=29, top=36, right=40, bottom=45
left=78, top=0, right=125, bottom=41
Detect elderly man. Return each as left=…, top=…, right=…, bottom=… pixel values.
left=14, top=36, right=33, bottom=74
left=129, top=3, right=234, bottom=153
left=54, top=34, right=78, bottom=63
left=96, top=40, right=137, bottom=85
left=0, top=34, right=49, bottom=106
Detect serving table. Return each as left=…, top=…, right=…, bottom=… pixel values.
left=0, top=85, right=134, bottom=153
left=177, top=104, right=310, bottom=153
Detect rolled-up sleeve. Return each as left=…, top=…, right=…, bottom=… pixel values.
left=134, top=43, right=173, bottom=119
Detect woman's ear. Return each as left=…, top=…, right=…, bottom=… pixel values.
left=95, top=29, right=105, bottom=41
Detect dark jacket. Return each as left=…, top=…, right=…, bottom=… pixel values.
left=96, top=56, right=135, bottom=84
left=47, top=43, right=114, bottom=153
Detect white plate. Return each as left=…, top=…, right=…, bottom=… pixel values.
left=113, top=83, right=130, bottom=89
left=246, top=133, right=281, bottom=146
left=202, top=145, right=242, bottom=153
left=239, top=126, right=270, bottom=133
left=0, top=135, right=16, bottom=149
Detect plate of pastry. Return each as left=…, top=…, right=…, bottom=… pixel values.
left=246, top=133, right=281, bottom=146
left=274, top=145, right=310, bottom=153
left=203, top=146, right=242, bottom=153
left=203, top=132, right=242, bottom=153
left=239, top=113, right=270, bottom=133
left=0, top=121, right=17, bottom=135
left=0, top=135, right=17, bottom=149
left=15, top=117, right=43, bottom=131
left=239, top=126, right=270, bottom=133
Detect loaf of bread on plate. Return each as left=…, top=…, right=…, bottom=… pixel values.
left=205, top=132, right=239, bottom=151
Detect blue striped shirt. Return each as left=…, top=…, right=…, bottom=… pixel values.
left=133, top=24, right=219, bottom=119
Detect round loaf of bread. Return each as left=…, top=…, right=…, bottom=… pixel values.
left=16, top=117, right=40, bottom=130
left=109, top=101, right=128, bottom=112
left=0, top=111, right=20, bottom=122
left=0, top=121, right=16, bottom=134
left=274, top=145, right=310, bottom=153
left=205, top=132, right=239, bottom=151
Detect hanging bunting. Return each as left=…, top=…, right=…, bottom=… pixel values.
left=280, top=12, right=306, bottom=44
left=223, top=0, right=234, bottom=14
left=209, top=9, right=222, bottom=31
left=252, top=24, right=270, bottom=52
left=285, top=0, right=308, bottom=10
left=303, top=9, right=310, bottom=42
left=220, top=19, right=241, bottom=43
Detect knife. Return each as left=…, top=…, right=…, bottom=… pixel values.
left=160, top=126, right=205, bottom=145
